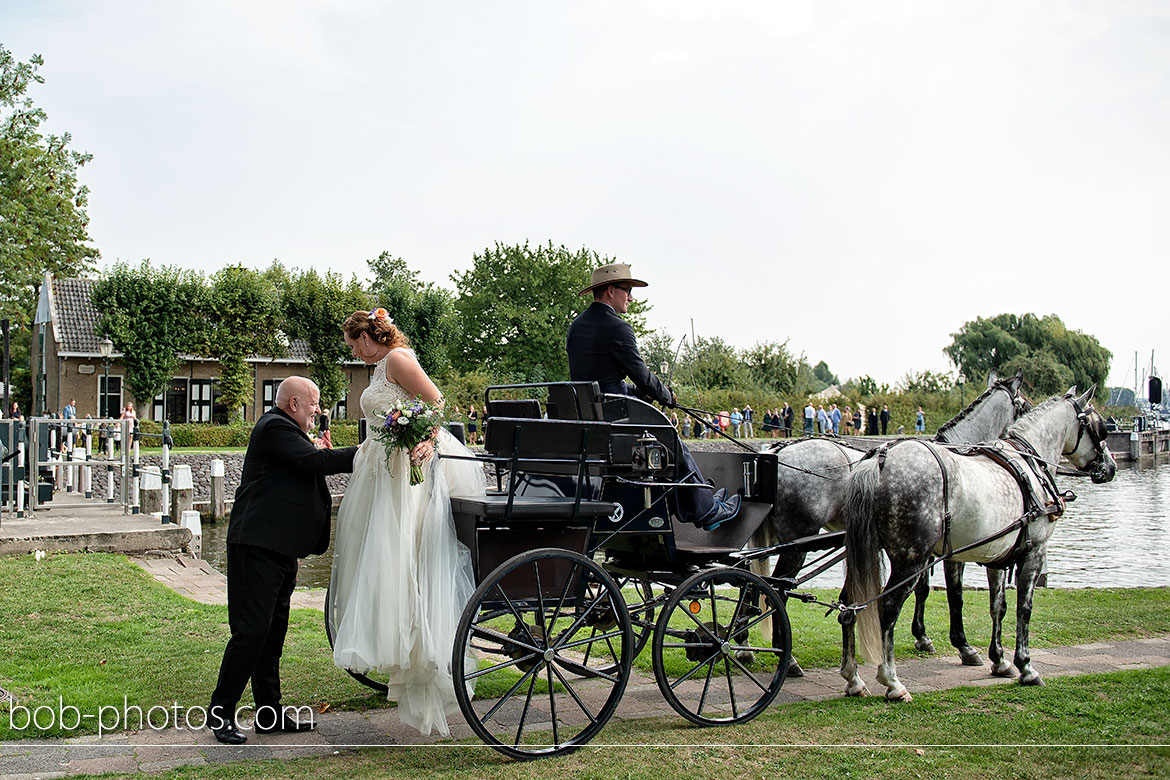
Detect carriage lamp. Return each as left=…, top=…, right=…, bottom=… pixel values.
left=634, top=432, right=667, bottom=473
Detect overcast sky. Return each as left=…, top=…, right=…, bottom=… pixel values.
left=5, top=0, right=1167, bottom=393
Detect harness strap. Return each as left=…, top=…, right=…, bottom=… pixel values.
left=870, top=439, right=955, bottom=558
left=968, top=442, right=1065, bottom=569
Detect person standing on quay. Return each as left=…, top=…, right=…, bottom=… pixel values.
left=880, top=404, right=891, bottom=436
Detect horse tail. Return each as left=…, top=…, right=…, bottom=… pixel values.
left=843, top=455, right=884, bottom=664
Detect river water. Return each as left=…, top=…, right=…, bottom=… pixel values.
left=199, top=461, right=1170, bottom=591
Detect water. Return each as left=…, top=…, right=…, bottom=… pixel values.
left=199, top=461, right=1170, bottom=591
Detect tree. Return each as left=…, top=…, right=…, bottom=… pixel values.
left=743, top=340, right=799, bottom=394
left=367, top=252, right=457, bottom=378
left=945, top=313, right=1110, bottom=395
left=91, top=262, right=206, bottom=415
left=679, top=336, right=751, bottom=390
left=812, top=360, right=839, bottom=386
left=450, top=241, right=622, bottom=382
left=898, top=369, right=954, bottom=395
left=1, top=46, right=100, bottom=409
left=280, top=268, right=369, bottom=410
left=206, top=265, right=285, bottom=421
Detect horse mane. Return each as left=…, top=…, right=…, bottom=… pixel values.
left=934, top=381, right=1006, bottom=439
left=1005, top=394, right=1066, bottom=439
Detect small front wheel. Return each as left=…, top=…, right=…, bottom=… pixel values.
left=453, top=548, right=633, bottom=759
left=652, top=567, right=791, bottom=726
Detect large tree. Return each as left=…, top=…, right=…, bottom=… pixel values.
left=367, top=252, right=457, bottom=378
left=450, top=241, right=626, bottom=382
left=91, top=262, right=207, bottom=415
left=1, top=46, right=100, bottom=408
left=206, top=265, right=285, bottom=421
left=280, top=268, right=369, bottom=410
left=945, top=313, right=1110, bottom=395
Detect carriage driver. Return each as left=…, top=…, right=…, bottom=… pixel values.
left=567, top=263, right=741, bottom=531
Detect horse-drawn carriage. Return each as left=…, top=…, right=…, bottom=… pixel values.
left=326, top=378, right=1116, bottom=758
left=327, top=381, right=836, bottom=758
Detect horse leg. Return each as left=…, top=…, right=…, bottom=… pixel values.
left=838, top=591, right=868, bottom=697
left=1013, top=549, right=1046, bottom=686
left=874, top=568, right=919, bottom=702
left=944, top=559, right=983, bottom=666
left=986, top=568, right=1014, bottom=677
left=910, top=568, right=936, bottom=653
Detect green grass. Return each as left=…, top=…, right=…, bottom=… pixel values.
left=66, top=668, right=1170, bottom=779
left=1, top=553, right=1167, bottom=744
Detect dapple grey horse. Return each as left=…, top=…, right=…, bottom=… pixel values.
left=839, top=387, right=1116, bottom=700
left=751, top=372, right=1029, bottom=673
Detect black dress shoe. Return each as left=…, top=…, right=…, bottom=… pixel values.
left=254, top=715, right=316, bottom=734
left=701, top=494, right=742, bottom=531
left=211, top=721, right=247, bottom=744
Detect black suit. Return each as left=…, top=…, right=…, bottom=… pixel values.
left=567, top=301, right=715, bottom=526
left=210, top=407, right=357, bottom=729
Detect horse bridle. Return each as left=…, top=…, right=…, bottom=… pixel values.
left=1067, top=396, right=1111, bottom=477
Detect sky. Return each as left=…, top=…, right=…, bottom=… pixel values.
left=4, top=0, right=1167, bottom=394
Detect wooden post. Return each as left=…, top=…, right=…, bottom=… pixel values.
left=209, top=459, right=226, bottom=522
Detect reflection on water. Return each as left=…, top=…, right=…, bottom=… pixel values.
left=199, top=462, right=1170, bottom=591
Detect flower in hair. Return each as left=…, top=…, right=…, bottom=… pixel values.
left=369, top=307, right=393, bottom=324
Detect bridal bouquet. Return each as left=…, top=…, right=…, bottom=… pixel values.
left=372, top=397, right=443, bottom=485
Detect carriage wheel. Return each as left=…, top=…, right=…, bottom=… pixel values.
left=651, top=567, right=791, bottom=726
left=323, top=585, right=389, bottom=694
left=452, top=548, right=633, bottom=760
left=591, top=575, right=656, bottom=675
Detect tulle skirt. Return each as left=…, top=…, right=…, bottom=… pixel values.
left=328, top=428, right=485, bottom=736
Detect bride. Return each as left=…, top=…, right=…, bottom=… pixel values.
left=329, top=308, right=485, bottom=736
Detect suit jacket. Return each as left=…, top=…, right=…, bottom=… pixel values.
left=566, top=301, right=672, bottom=406
left=227, top=407, right=358, bottom=558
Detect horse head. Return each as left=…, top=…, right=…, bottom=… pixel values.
left=1065, top=385, right=1116, bottom=484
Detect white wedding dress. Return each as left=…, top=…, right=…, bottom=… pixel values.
left=328, top=348, right=485, bottom=736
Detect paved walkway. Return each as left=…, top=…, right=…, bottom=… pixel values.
left=2, top=554, right=1168, bottom=777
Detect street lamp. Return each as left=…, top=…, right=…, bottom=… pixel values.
left=98, top=337, right=113, bottom=418
left=659, top=361, right=669, bottom=377
left=957, top=373, right=967, bottom=408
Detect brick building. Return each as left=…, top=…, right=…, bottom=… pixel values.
left=31, top=275, right=372, bottom=422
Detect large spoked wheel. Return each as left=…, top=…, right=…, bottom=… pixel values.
left=652, top=567, right=792, bottom=726
left=453, top=548, right=633, bottom=760
left=323, top=585, right=389, bottom=694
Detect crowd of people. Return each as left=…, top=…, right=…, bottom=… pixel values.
left=665, top=400, right=926, bottom=439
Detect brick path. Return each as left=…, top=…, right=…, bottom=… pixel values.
left=1, top=556, right=1166, bottom=777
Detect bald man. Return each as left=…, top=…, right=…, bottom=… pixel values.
left=209, top=377, right=357, bottom=744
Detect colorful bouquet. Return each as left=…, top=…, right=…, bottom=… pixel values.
left=371, top=397, right=444, bottom=485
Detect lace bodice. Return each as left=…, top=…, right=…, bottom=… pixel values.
left=360, top=350, right=413, bottom=419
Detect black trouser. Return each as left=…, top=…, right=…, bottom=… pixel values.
left=673, top=442, right=716, bottom=526
left=209, top=543, right=298, bottom=728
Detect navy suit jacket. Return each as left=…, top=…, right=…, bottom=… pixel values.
left=227, top=407, right=357, bottom=558
left=567, top=301, right=672, bottom=406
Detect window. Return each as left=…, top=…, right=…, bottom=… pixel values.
left=190, top=379, right=214, bottom=423
left=97, top=375, right=123, bottom=419
left=152, top=378, right=190, bottom=423
left=262, top=379, right=284, bottom=414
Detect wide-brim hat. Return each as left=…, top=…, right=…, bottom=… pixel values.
left=578, top=263, right=649, bottom=296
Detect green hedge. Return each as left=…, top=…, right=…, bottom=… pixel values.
left=135, top=419, right=362, bottom=448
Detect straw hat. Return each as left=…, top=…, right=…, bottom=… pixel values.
left=578, top=263, right=649, bottom=296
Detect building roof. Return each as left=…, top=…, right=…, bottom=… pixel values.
left=43, top=277, right=314, bottom=362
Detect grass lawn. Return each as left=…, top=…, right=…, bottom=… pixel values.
left=64, top=669, right=1170, bottom=779
left=1, top=553, right=1168, bottom=746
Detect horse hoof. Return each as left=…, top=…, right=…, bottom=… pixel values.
left=990, top=663, right=1015, bottom=678
left=736, top=650, right=756, bottom=665
left=886, top=688, right=913, bottom=703
left=844, top=683, right=869, bottom=697
left=787, top=659, right=805, bottom=678
left=915, top=639, right=936, bottom=654
left=959, top=650, right=984, bottom=666
left=1020, top=672, right=1045, bottom=687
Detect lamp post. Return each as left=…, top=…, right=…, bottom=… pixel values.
left=957, top=373, right=967, bottom=408
left=98, top=337, right=113, bottom=418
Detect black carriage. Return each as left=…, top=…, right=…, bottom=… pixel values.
left=328, top=381, right=841, bottom=759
